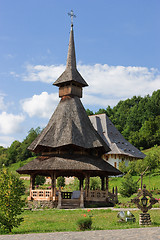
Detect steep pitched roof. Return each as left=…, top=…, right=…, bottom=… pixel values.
left=53, top=25, right=88, bottom=87
left=29, top=97, right=110, bottom=153
left=89, top=113, right=145, bottom=159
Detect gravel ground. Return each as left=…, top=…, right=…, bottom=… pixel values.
left=0, top=227, right=160, bottom=240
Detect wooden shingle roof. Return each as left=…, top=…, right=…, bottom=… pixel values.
left=53, top=25, right=88, bottom=87
left=17, top=154, right=121, bottom=176
left=28, top=97, right=110, bottom=154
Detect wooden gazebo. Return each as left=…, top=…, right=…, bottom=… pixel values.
left=17, top=22, right=121, bottom=208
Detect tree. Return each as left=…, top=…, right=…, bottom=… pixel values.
left=144, top=145, right=160, bottom=173
left=86, top=109, right=94, bottom=116
left=17, top=127, right=41, bottom=162
left=95, top=108, right=107, bottom=115
left=0, top=168, right=25, bottom=233
left=90, top=177, right=101, bottom=190
left=57, top=176, right=65, bottom=188
left=35, top=175, right=46, bottom=186
left=119, top=172, right=138, bottom=197
left=7, top=140, right=21, bottom=165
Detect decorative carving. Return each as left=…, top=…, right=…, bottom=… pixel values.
left=131, top=184, right=158, bottom=213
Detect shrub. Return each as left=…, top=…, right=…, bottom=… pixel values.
left=77, top=210, right=93, bottom=230
left=119, top=173, right=138, bottom=197
left=77, top=217, right=92, bottom=231
left=0, top=167, right=25, bottom=233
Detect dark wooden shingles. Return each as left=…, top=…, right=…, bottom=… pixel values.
left=29, top=97, right=110, bottom=153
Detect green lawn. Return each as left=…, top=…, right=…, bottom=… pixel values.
left=7, top=209, right=160, bottom=234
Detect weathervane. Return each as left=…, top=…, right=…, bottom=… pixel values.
left=68, top=10, right=76, bottom=26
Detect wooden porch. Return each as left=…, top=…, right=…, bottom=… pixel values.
left=27, top=172, right=119, bottom=208
left=28, top=187, right=118, bottom=208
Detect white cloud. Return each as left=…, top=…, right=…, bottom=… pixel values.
left=23, top=64, right=65, bottom=83
left=78, top=64, right=160, bottom=99
left=21, top=92, right=59, bottom=118
left=0, top=136, right=15, bottom=148
left=0, top=112, right=25, bottom=135
left=21, top=63, right=160, bottom=111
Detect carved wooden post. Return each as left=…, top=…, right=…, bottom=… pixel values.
left=85, top=175, right=90, bottom=198
left=101, top=176, right=105, bottom=191
left=106, top=176, right=109, bottom=196
left=57, top=187, right=62, bottom=209
left=80, top=186, right=84, bottom=208
left=79, top=178, right=84, bottom=191
left=28, top=173, right=35, bottom=200
left=50, top=172, right=54, bottom=200
left=51, top=172, right=56, bottom=200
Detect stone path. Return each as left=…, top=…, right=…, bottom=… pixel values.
left=0, top=227, right=160, bottom=240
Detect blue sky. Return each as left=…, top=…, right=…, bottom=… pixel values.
left=0, top=0, right=160, bottom=147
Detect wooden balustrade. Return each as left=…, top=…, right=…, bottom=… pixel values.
left=28, top=189, right=118, bottom=205
left=29, top=190, right=52, bottom=200
left=85, top=189, right=118, bottom=204
left=86, top=190, right=107, bottom=201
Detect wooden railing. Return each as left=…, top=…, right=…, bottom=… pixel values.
left=28, top=188, right=118, bottom=205
left=86, top=190, right=107, bottom=201
left=30, top=190, right=52, bottom=200
left=85, top=189, right=118, bottom=204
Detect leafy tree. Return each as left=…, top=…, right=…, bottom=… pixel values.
left=95, top=108, right=107, bottom=115
left=106, top=105, right=113, bottom=117
left=17, top=127, right=41, bottom=162
left=119, top=172, right=138, bottom=197
left=0, top=168, right=25, bottom=233
left=118, top=161, right=128, bottom=174
left=0, top=154, right=8, bottom=167
left=134, top=159, right=146, bottom=176
left=144, top=145, right=160, bottom=173
left=57, top=176, right=65, bottom=188
left=35, top=175, right=46, bottom=186
left=0, top=147, right=8, bottom=167
left=90, top=177, right=101, bottom=190
left=7, top=140, right=21, bottom=165
left=86, top=109, right=94, bottom=116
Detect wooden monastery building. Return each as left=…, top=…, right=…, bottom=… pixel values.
left=89, top=114, right=145, bottom=169
left=17, top=21, right=121, bottom=209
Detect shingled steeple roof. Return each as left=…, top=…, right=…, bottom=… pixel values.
left=17, top=19, right=122, bottom=178
left=53, top=24, right=88, bottom=87
left=28, top=24, right=110, bottom=155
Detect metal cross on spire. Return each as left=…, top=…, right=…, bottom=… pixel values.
left=68, top=10, right=76, bottom=26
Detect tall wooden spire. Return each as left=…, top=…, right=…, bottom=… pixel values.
left=66, top=24, right=77, bottom=69
left=53, top=24, right=88, bottom=98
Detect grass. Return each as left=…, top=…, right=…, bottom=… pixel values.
left=109, top=175, right=160, bottom=192
left=3, top=208, right=158, bottom=234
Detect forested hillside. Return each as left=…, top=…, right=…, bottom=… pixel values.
left=0, top=90, right=160, bottom=167
left=0, top=128, right=41, bottom=167
left=86, top=90, right=160, bottom=150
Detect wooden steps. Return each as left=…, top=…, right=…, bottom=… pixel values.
left=61, top=199, right=80, bottom=209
